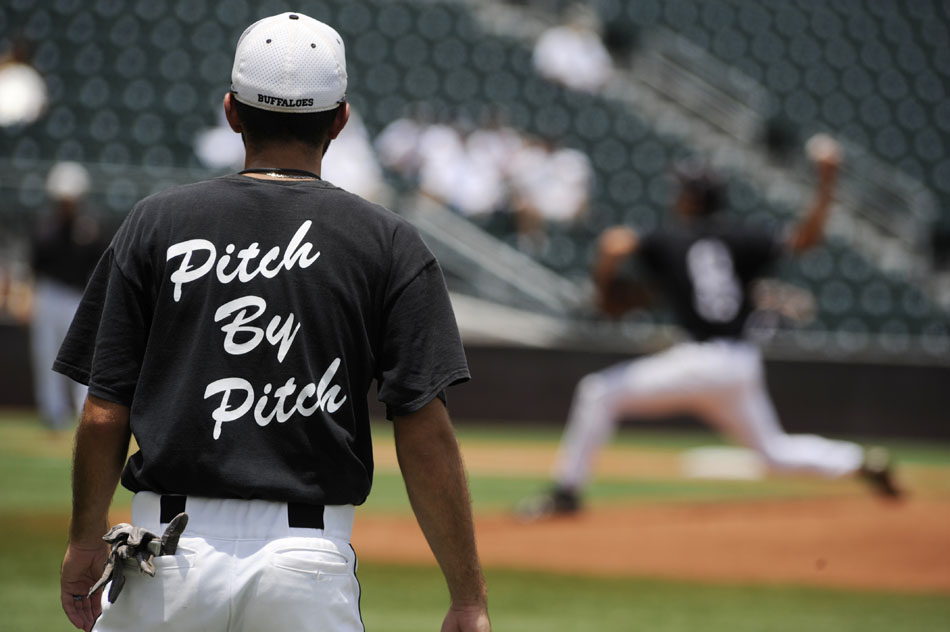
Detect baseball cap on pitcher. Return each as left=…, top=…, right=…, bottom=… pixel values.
left=230, top=12, right=347, bottom=113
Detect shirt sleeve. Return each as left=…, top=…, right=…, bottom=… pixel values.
left=732, top=224, right=785, bottom=272
left=635, top=231, right=665, bottom=279
left=52, top=246, right=151, bottom=407
left=375, top=226, right=470, bottom=419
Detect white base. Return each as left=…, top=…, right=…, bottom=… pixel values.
left=680, top=446, right=766, bottom=480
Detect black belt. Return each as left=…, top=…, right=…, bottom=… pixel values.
left=160, top=495, right=325, bottom=530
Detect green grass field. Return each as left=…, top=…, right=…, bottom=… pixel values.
left=2, top=411, right=949, bottom=631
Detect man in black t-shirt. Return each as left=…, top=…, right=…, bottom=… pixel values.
left=518, top=137, right=900, bottom=521
left=57, top=13, right=489, bottom=632
left=29, top=161, right=106, bottom=433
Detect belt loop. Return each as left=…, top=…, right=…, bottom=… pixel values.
left=287, top=503, right=324, bottom=529
left=160, top=495, right=187, bottom=524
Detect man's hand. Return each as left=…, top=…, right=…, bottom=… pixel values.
left=441, top=603, right=492, bottom=632
left=806, top=133, right=842, bottom=172
left=63, top=394, right=131, bottom=630
left=61, top=543, right=108, bottom=631
left=592, top=226, right=649, bottom=318
left=752, top=279, right=817, bottom=325
left=788, top=135, right=843, bottom=253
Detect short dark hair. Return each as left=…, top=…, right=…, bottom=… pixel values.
left=681, top=174, right=725, bottom=216
left=674, top=160, right=726, bottom=216
left=233, top=97, right=342, bottom=152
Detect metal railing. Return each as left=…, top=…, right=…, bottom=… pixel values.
left=401, top=193, right=588, bottom=315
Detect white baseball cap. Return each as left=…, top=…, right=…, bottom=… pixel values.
left=230, top=12, right=347, bottom=114
left=46, top=161, right=91, bottom=201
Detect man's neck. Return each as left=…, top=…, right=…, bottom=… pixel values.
left=242, top=145, right=324, bottom=178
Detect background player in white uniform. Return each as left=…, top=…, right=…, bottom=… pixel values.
left=57, top=13, right=490, bottom=632
left=29, top=162, right=105, bottom=433
left=518, top=136, right=899, bottom=520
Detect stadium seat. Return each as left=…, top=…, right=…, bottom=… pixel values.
left=0, top=0, right=945, bottom=348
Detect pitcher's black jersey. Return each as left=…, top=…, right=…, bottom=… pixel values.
left=638, top=220, right=783, bottom=341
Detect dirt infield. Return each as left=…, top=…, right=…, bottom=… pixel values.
left=353, top=496, right=950, bottom=594
left=358, top=439, right=950, bottom=594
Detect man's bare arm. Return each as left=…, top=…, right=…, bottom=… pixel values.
left=61, top=394, right=131, bottom=631
left=69, top=395, right=131, bottom=545
left=592, top=226, right=652, bottom=317
left=393, top=398, right=490, bottom=632
left=787, top=134, right=842, bottom=253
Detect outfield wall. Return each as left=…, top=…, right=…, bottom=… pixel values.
left=2, top=325, right=946, bottom=439
left=450, top=345, right=949, bottom=441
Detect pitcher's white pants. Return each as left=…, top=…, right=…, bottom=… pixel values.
left=93, top=492, right=364, bottom=632
left=554, top=340, right=864, bottom=490
left=30, top=277, right=86, bottom=429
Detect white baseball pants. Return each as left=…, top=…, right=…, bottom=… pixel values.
left=30, top=278, right=86, bottom=429
left=554, top=340, right=864, bottom=490
left=93, top=492, right=363, bottom=632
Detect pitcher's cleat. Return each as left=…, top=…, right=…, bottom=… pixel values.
left=859, top=447, right=902, bottom=499
left=514, top=486, right=581, bottom=522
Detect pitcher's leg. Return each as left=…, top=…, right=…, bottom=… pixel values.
left=521, top=343, right=747, bottom=520
left=514, top=364, right=634, bottom=519
left=552, top=346, right=705, bottom=491
left=720, top=372, right=863, bottom=478
left=552, top=368, right=626, bottom=491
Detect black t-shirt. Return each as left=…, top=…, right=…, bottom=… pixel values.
left=637, top=220, right=783, bottom=341
left=53, top=175, right=469, bottom=506
left=31, top=211, right=106, bottom=291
